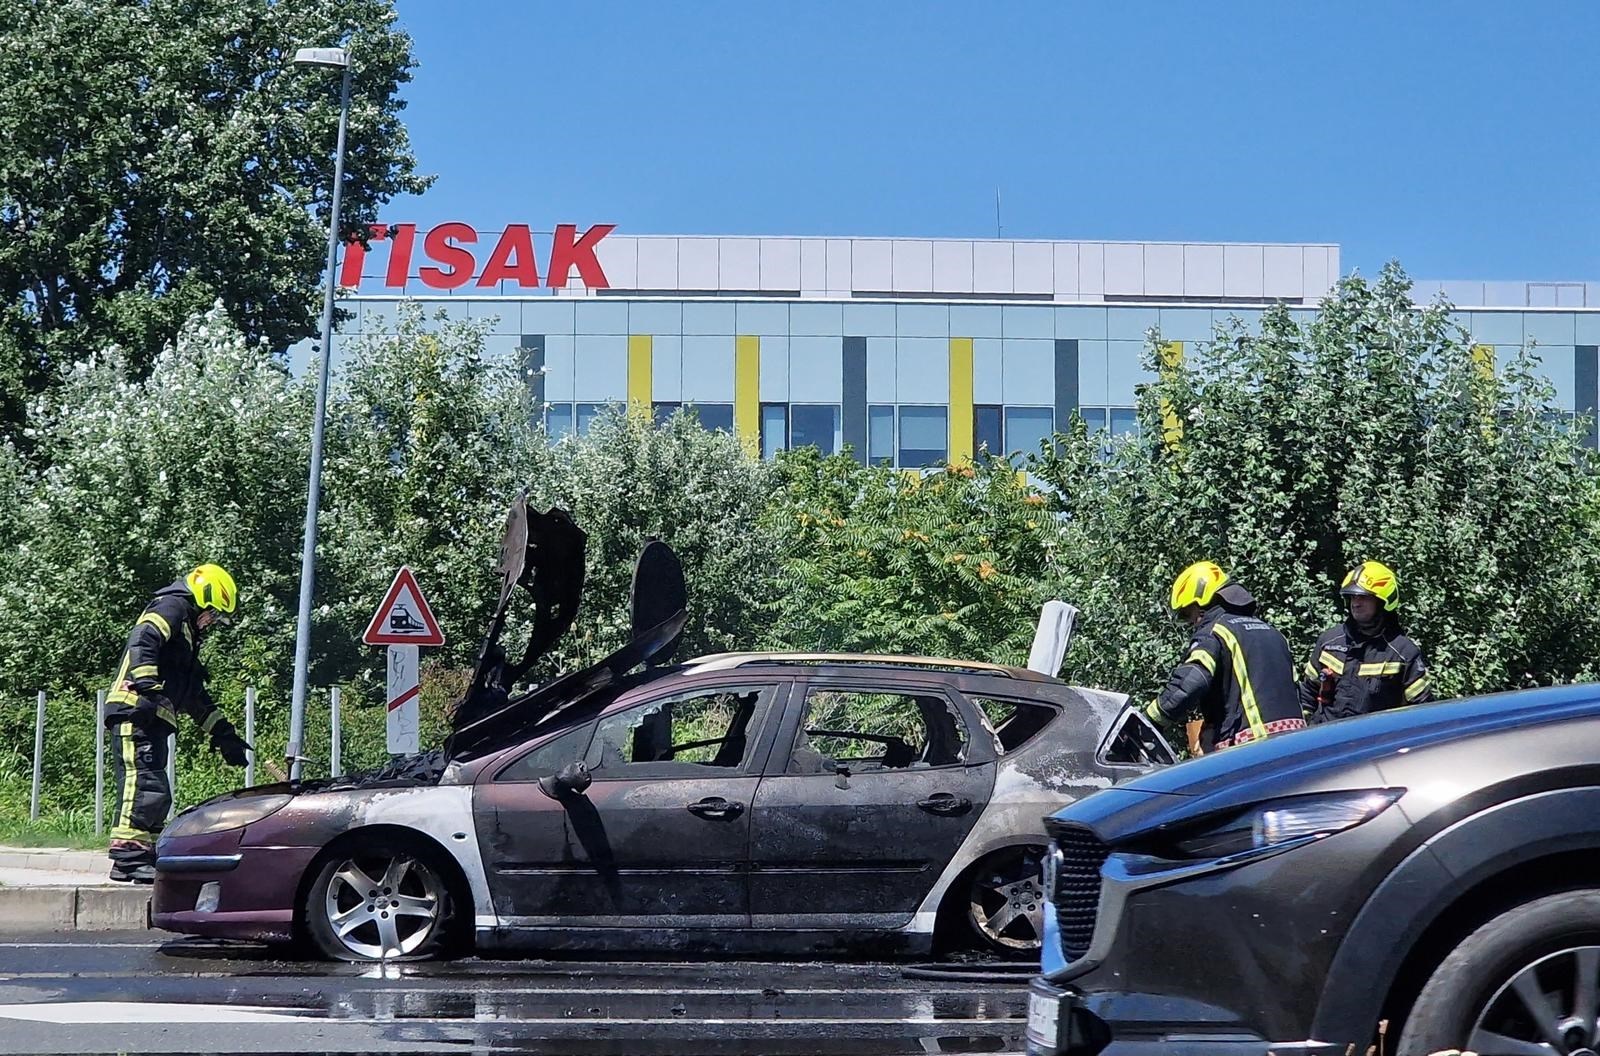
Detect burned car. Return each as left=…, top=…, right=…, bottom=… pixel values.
left=152, top=498, right=1174, bottom=961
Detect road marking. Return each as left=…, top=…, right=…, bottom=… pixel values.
left=0, top=1001, right=310, bottom=1023
left=0, top=947, right=160, bottom=953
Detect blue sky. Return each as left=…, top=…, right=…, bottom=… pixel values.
left=386, top=1, right=1599, bottom=281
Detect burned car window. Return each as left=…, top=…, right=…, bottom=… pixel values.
left=1100, top=708, right=1178, bottom=767
left=790, top=689, right=967, bottom=774
left=495, top=723, right=595, bottom=783
left=586, top=687, right=769, bottom=776
left=973, top=697, right=1060, bottom=755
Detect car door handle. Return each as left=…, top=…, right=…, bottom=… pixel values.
left=686, top=797, right=744, bottom=820
left=917, top=793, right=972, bottom=816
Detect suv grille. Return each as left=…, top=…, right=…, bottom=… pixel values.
left=1044, top=819, right=1110, bottom=960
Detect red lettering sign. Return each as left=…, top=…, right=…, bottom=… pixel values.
left=477, top=225, right=541, bottom=288
left=418, top=222, right=478, bottom=290
left=338, top=223, right=614, bottom=290
left=547, top=223, right=616, bottom=289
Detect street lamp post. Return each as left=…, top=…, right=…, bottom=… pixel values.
left=287, top=45, right=353, bottom=781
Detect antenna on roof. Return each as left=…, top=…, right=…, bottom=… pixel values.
left=995, top=189, right=1002, bottom=238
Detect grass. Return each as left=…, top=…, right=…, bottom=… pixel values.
left=0, top=816, right=105, bottom=851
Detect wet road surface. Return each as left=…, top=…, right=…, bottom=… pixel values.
left=0, top=931, right=1028, bottom=1054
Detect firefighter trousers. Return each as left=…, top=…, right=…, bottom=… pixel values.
left=108, top=719, right=171, bottom=868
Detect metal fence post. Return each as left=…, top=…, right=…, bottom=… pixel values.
left=166, top=732, right=176, bottom=819
left=330, top=687, right=342, bottom=777
left=245, top=687, right=256, bottom=788
left=30, top=691, right=45, bottom=822
left=95, top=690, right=106, bottom=837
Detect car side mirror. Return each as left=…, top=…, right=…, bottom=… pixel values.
left=539, top=761, right=592, bottom=800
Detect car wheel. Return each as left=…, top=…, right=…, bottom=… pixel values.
left=965, top=845, right=1046, bottom=954
left=305, top=842, right=453, bottom=962
left=1399, top=891, right=1600, bottom=1056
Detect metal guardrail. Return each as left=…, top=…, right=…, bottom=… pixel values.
left=19, top=687, right=352, bottom=831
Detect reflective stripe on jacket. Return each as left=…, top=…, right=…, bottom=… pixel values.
left=105, top=581, right=221, bottom=734
left=1150, top=606, right=1303, bottom=749
left=1298, top=621, right=1432, bottom=724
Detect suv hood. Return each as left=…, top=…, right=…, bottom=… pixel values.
left=1117, top=682, right=1600, bottom=803
left=443, top=494, right=688, bottom=763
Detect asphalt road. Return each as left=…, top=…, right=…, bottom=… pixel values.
left=0, top=931, right=1029, bottom=1054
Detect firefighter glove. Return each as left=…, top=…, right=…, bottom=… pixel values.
left=212, top=725, right=249, bottom=767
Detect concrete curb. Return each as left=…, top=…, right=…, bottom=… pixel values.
left=0, top=886, right=148, bottom=932
left=0, top=848, right=106, bottom=872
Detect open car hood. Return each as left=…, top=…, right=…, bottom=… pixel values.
left=443, top=495, right=688, bottom=763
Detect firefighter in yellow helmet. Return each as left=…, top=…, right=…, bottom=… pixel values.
left=104, top=564, right=248, bottom=883
left=1145, top=561, right=1305, bottom=753
left=1299, top=560, right=1432, bottom=725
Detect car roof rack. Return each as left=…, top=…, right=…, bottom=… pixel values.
left=683, top=651, right=1054, bottom=681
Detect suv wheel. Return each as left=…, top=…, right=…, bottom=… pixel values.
left=1400, top=892, right=1600, bottom=1056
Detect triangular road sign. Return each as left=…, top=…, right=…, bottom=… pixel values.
left=363, top=567, right=445, bottom=647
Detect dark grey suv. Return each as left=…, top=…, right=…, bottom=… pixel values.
left=1027, top=682, right=1600, bottom=1056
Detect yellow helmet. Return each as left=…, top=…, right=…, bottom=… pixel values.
left=1170, top=561, right=1228, bottom=612
left=186, top=564, right=238, bottom=614
left=1341, top=560, right=1399, bottom=613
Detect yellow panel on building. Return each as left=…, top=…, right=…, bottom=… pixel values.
left=949, top=337, right=974, bottom=466
left=627, top=335, right=653, bottom=421
left=735, top=335, right=761, bottom=458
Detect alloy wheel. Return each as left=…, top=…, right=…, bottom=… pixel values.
left=1469, top=946, right=1600, bottom=1056
left=967, top=846, right=1046, bottom=951
left=322, top=852, right=443, bottom=960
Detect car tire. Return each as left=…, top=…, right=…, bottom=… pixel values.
left=304, top=839, right=457, bottom=962
left=1398, top=891, right=1600, bottom=1056
left=960, top=845, right=1047, bottom=955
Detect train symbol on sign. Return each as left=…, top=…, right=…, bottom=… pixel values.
left=388, top=605, right=425, bottom=633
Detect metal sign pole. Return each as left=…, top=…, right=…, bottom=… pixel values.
left=95, top=690, right=106, bottom=837
left=30, top=691, right=45, bottom=822
left=330, top=687, right=342, bottom=776
left=166, top=732, right=176, bottom=819
left=245, top=687, right=256, bottom=788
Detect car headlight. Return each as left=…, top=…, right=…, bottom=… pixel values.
left=163, top=794, right=292, bottom=839
left=1156, top=788, right=1404, bottom=860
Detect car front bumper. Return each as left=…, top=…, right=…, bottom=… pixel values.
left=151, top=829, right=318, bottom=944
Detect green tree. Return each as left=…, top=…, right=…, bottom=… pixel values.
left=767, top=448, right=1061, bottom=662
left=1031, top=263, right=1600, bottom=704
left=0, top=0, right=430, bottom=432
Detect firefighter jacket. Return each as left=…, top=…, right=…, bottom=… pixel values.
left=1148, top=604, right=1305, bottom=750
left=105, top=581, right=228, bottom=738
left=1299, top=619, right=1432, bottom=724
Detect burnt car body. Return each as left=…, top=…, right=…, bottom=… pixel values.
left=153, top=499, right=1173, bottom=960
left=1026, top=681, right=1600, bottom=1056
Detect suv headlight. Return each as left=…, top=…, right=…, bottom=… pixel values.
left=1155, top=788, right=1404, bottom=861
left=164, top=794, right=292, bottom=839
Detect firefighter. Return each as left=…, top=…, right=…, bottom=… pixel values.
left=1145, top=561, right=1305, bottom=752
left=105, top=564, right=248, bottom=883
left=1300, top=560, right=1432, bottom=724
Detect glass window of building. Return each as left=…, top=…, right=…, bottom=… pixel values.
left=974, top=405, right=1003, bottom=457
left=575, top=402, right=605, bottom=437
left=869, top=405, right=895, bottom=465
left=544, top=402, right=574, bottom=439
left=652, top=401, right=681, bottom=426
left=1005, top=406, right=1054, bottom=459
left=761, top=403, right=788, bottom=459
left=688, top=402, right=734, bottom=433
left=1076, top=406, right=1108, bottom=432
left=1110, top=408, right=1139, bottom=437
left=898, top=406, right=949, bottom=467
left=790, top=404, right=841, bottom=455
